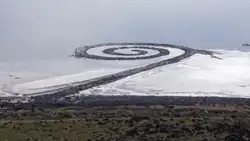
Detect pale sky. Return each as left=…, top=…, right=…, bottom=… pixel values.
left=1, top=0, right=250, bottom=61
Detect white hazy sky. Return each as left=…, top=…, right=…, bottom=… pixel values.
left=1, top=0, right=250, bottom=62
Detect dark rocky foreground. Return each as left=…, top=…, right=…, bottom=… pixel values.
left=1, top=96, right=250, bottom=141
left=1, top=95, right=250, bottom=141
left=1, top=101, right=250, bottom=141
left=1, top=95, right=250, bottom=110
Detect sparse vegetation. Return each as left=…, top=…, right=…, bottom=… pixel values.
left=0, top=104, right=250, bottom=141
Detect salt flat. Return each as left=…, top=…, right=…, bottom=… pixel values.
left=1, top=45, right=250, bottom=98
left=81, top=49, right=250, bottom=98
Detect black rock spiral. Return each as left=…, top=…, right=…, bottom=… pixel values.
left=78, top=45, right=170, bottom=60
left=0, top=43, right=219, bottom=103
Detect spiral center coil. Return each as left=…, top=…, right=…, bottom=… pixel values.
left=74, top=43, right=181, bottom=60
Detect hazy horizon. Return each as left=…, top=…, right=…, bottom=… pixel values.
left=1, top=0, right=250, bottom=62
